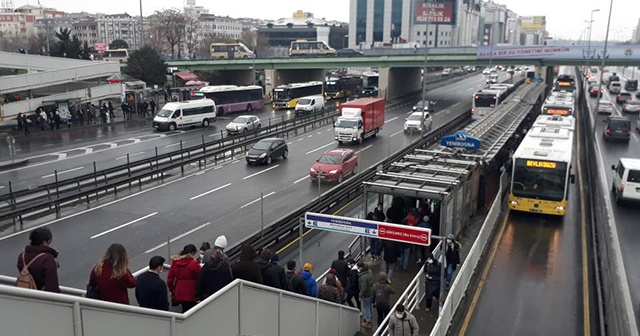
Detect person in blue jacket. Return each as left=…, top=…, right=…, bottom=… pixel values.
left=300, top=262, right=318, bottom=297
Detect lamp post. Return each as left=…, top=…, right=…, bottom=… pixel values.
left=420, top=22, right=430, bottom=136
left=139, top=0, right=144, bottom=48
left=585, top=9, right=600, bottom=81
left=594, top=1, right=613, bottom=115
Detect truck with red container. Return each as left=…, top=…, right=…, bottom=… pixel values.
left=334, top=98, right=385, bottom=144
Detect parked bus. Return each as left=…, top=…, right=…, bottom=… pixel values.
left=471, top=87, right=509, bottom=120
left=191, top=85, right=263, bottom=115
left=272, top=81, right=324, bottom=109
left=104, top=49, right=129, bottom=63
left=508, top=115, right=575, bottom=216
left=362, top=71, right=379, bottom=88
left=324, top=75, right=362, bottom=99
left=153, top=99, right=217, bottom=131
left=289, top=40, right=336, bottom=57
left=210, top=42, right=254, bottom=59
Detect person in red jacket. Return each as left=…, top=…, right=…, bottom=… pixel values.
left=89, top=243, right=136, bottom=304
left=16, top=227, right=60, bottom=293
left=167, top=244, right=201, bottom=313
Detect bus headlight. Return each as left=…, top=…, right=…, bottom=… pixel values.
left=509, top=200, right=518, bottom=206
left=555, top=206, right=565, bottom=211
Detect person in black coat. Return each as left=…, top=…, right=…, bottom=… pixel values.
left=285, top=260, right=308, bottom=295
left=270, top=253, right=288, bottom=289
left=381, top=240, right=399, bottom=280
left=232, top=244, right=262, bottom=284
left=135, top=256, right=169, bottom=311
left=423, top=253, right=441, bottom=312
left=344, top=259, right=360, bottom=310
left=196, top=249, right=233, bottom=301
left=330, top=250, right=349, bottom=292
left=256, top=248, right=281, bottom=289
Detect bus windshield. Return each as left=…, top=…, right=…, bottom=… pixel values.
left=273, top=89, right=290, bottom=101
left=107, top=50, right=127, bottom=58
left=474, top=94, right=497, bottom=108
left=512, top=159, right=568, bottom=201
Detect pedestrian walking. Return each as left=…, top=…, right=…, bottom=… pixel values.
left=373, top=272, right=395, bottom=326
left=22, top=114, right=30, bottom=134
left=344, top=259, right=360, bottom=309
left=444, top=234, right=462, bottom=289
left=367, top=212, right=381, bottom=260
left=285, top=260, right=308, bottom=295
left=423, top=253, right=441, bottom=312
left=167, top=244, right=201, bottom=313
left=196, top=248, right=233, bottom=302
left=357, top=262, right=374, bottom=329
left=54, top=110, right=61, bottom=130
left=301, top=262, right=318, bottom=297
left=231, top=244, right=262, bottom=284
left=318, top=273, right=341, bottom=303
left=108, top=101, right=115, bottom=119
left=325, top=268, right=344, bottom=295
left=16, top=227, right=60, bottom=292
left=150, top=99, right=156, bottom=114
left=257, top=248, right=281, bottom=289
left=416, top=216, right=431, bottom=264
left=388, top=304, right=419, bottom=336
left=88, top=243, right=136, bottom=304
left=143, top=101, right=150, bottom=117
left=135, top=256, right=169, bottom=311
left=330, top=250, right=349, bottom=292
left=16, top=113, right=23, bottom=133
left=380, top=239, right=399, bottom=280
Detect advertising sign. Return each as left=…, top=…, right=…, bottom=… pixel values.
left=378, top=223, right=431, bottom=246
left=94, top=43, right=107, bottom=53
left=415, top=0, right=455, bottom=25
left=477, top=45, right=640, bottom=61
left=520, top=16, right=546, bottom=32
left=440, top=130, right=481, bottom=151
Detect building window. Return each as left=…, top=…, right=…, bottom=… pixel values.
left=391, top=0, right=402, bottom=42
left=373, top=0, right=384, bottom=42
left=429, top=31, right=433, bottom=36
left=417, top=31, right=420, bottom=36
left=356, top=0, right=367, bottom=45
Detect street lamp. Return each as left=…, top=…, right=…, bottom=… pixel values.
left=594, top=1, right=613, bottom=115
left=585, top=9, right=600, bottom=79
left=420, top=23, right=430, bottom=136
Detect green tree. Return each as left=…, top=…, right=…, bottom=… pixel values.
left=124, top=46, right=167, bottom=86
left=50, top=28, right=84, bottom=59
left=109, top=39, right=129, bottom=49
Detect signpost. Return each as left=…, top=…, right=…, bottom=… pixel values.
left=440, top=130, right=481, bottom=151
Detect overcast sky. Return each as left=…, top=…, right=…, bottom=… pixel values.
left=15, top=0, right=640, bottom=41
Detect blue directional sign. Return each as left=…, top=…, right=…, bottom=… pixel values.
left=305, top=212, right=379, bottom=238
left=440, top=130, right=481, bottom=151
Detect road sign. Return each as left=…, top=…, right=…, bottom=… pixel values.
left=305, top=212, right=378, bottom=237
left=378, top=223, right=431, bottom=246
left=441, top=130, right=481, bottom=151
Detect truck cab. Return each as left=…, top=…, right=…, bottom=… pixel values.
left=334, top=98, right=385, bottom=144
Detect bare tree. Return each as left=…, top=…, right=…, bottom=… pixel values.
left=183, top=11, right=203, bottom=58
left=0, top=31, right=28, bottom=52
left=197, top=35, right=236, bottom=56
left=239, top=29, right=270, bottom=54
left=148, top=8, right=187, bottom=59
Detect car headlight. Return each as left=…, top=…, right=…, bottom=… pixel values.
left=246, top=151, right=250, bottom=156
left=259, top=153, right=266, bottom=158
left=329, top=170, right=338, bottom=174
left=310, top=167, right=316, bottom=172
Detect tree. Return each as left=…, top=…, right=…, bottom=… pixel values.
left=197, top=35, right=236, bottom=55
left=239, top=29, right=270, bottom=54
left=109, top=39, right=129, bottom=49
left=182, top=11, right=202, bottom=58
left=50, top=28, right=86, bottom=59
left=124, top=46, right=167, bottom=86
left=148, top=9, right=187, bottom=59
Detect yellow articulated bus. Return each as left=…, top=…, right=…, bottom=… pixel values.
left=508, top=115, right=576, bottom=216
left=272, top=81, right=323, bottom=109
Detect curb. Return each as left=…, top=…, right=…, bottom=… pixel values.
left=0, top=158, right=29, bottom=172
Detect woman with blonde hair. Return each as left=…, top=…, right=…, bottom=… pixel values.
left=88, top=243, right=136, bottom=304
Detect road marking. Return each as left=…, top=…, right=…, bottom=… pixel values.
left=243, top=164, right=280, bottom=180
left=240, top=191, right=276, bottom=209
left=0, top=186, right=4, bottom=189
left=390, top=130, right=404, bottom=137
left=298, top=138, right=304, bottom=141
left=466, top=87, right=474, bottom=91
left=73, top=139, right=83, bottom=142
left=356, top=145, right=373, bottom=154
left=326, top=129, right=332, bottom=132
left=42, top=144, right=54, bottom=147
left=164, top=143, right=181, bottom=148
left=317, top=132, right=323, bottom=135
left=305, top=142, right=334, bottom=155
left=145, top=222, right=211, bottom=253
left=90, top=212, right=158, bottom=239
left=287, top=142, right=293, bottom=145
left=230, top=159, right=241, bottom=164
left=633, top=133, right=639, bottom=142
left=115, top=152, right=144, bottom=160
left=384, top=117, right=398, bottom=124
left=41, top=166, right=84, bottom=179
left=293, top=175, right=309, bottom=184
left=209, top=133, right=220, bottom=137
left=189, top=183, right=232, bottom=200
left=307, top=135, right=313, bottom=138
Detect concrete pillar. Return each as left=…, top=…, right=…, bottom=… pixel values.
left=383, top=0, right=392, bottom=42
left=380, top=67, right=422, bottom=101
left=378, top=67, right=389, bottom=100
left=542, top=66, right=555, bottom=95
left=366, top=0, right=374, bottom=47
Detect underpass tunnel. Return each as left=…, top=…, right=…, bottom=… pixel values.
left=378, top=67, right=422, bottom=101
left=200, top=69, right=256, bottom=87
left=263, top=69, right=327, bottom=99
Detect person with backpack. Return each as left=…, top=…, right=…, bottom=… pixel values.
left=16, top=227, right=60, bottom=292
left=196, top=248, right=233, bottom=302
left=444, top=233, right=462, bottom=289
left=89, top=243, right=137, bottom=304
left=285, top=260, right=307, bottom=295
left=388, top=304, right=419, bottom=336
left=373, top=271, right=395, bottom=326
left=344, top=259, right=360, bottom=309
left=167, top=244, right=201, bottom=313
left=318, top=273, right=341, bottom=303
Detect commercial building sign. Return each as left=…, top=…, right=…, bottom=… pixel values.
left=477, top=45, right=640, bottom=60
left=94, top=43, right=107, bottom=53
left=415, top=0, right=455, bottom=25
left=520, top=16, right=546, bottom=32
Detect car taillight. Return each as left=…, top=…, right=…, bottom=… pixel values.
left=606, top=129, right=610, bottom=134
left=628, top=130, right=632, bottom=135
left=471, top=108, right=475, bottom=114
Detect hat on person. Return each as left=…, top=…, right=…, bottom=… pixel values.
left=304, top=262, right=313, bottom=271
left=271, top=253, right=279, bottom=262
left=214, top=235, right=228, bottom=249
left=328, top=268, right=337, bottom=275
left=447, top=233, right=455, bottom=240
left=423, top=215, right=430, bottom=222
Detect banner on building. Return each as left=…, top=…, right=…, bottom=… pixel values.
left=94, top=43, right=107, bottom=53
left=477, top=45, right=640, bottom=60
left=520, top=16, right=546, bottom=32
left=415, top=0, right=456, bottom=25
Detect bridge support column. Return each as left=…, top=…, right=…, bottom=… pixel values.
left=379, top=67, right=422, bottom=101
left=541, top=66, right=555, bottom=94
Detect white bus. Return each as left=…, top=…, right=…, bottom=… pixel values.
left=541, top=95, right=576, bottom=116
left=104, top=49, right=129, bottom=63
left=152, top=99, right=216, bottom=131
left=210, top=42, right=254, bottom=59
left=471, top=87, right=509, bottom=120
left=289, top=40, right=336, bottom=57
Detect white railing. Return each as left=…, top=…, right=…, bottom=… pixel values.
left=0, top=62, right=121, bottom=93
left=0, top=51, right=111, bottom=71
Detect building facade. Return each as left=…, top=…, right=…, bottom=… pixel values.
left=260, top=10, right=348, bottom=49
left=96, top=13, right=142, bottom=50
left=0, top=12, right=35, bottom=42
left=199, top=14, right=244, bottom=39
left=633, top=18, right=640, bottom=43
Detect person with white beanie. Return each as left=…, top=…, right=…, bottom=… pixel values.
left=202, top=235, right=229, bottom=265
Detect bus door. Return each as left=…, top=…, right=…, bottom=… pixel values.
left=173, top=109, right=184, bottom=127
left=228, top=46, right=236, bottom=60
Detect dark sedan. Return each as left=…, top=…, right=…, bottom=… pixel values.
left=336, top=48, right=364, bottom=57
left=245, top=138, right=288, bottom=165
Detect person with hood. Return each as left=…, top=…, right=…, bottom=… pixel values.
left=270, top=253, right=288, bottom=289
left=285, top=260, right=308, bottom=295
left=202, top=235, right=228, bottom=264
left=196, top=248, right=233, bottom=302
left=16, top=227, right=60, bottom=293
left=318, top=273, right=341, bottom=303
left=344, top=259, right=360, bottom=309
left=330, top=250, right=349, bottom=291
left=444, top=233, right=462, bottom=289
left=373, top=271, right=395, bottom=327
left=257, top=248, right=281, bottom=289
left=89, top=243, right=137, bottom=305
left=415, top=215, right=431, bottom=264
left=388, top=304, right=419, bottom=336
left=423, top=253, right=441, bottom=312
left=167, top=244, right=201, bottom=313
left=300, top=262, right=318, bottom=297
left=232, top=244, right=262, bottom=284
left=325, top=268, right=344, bottom=295
left=358, top=262, right=374, bottom=329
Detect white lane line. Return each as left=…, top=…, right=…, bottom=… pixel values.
left=326, top=129, right=332, bottom=132
left=297, top=138, right=304, bottom=141
left=307, top=135, right=313, bottom=138
left=243, top=164, right=280, bottom=180
left=42, top=144, right=54, bottom=147
left=240, top=191, right=276, bottom=209
left=90, top=212, right=158, bottom=239
left=189, top=183, right=232, bottom=200
left=209, top=133, right=220, bottom=137
left=41, top=166, right=84, bottom=179
left=305, top=142, right=334, bottom=155
left=164, top=143, right=181, bottom=148
left=145, top=222, right=211, bottom=253
left=73, top=139, right=83, bottom=142
left=0, top=186, right=4, bottom=189
left=293, top=175, right=309, bottom=184
left=633, top=133, right=639, bottom=142
left=317, top=132, right=323, bottom=135
left=356, top=145, right=373, bottom=154
left=115, top=152, right=144, bottom=160
left=287, top=142, right=293, bottom=145
left=384, top=117, right=399, bottom=124
left=230, top=159, right=241, bottom=164
left=390, top=130, right=404, bottom=137
left=466, top=87, right=474, bottom=91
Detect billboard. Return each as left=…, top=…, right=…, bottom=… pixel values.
left=415, top=0, right=456, bottom=25
left=520, top=16, right=546, bottom=32
left=94, top=43, right=107, bottom=53
left=477, top=45, right=640, bottom=60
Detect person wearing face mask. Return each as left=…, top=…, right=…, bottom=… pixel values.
left=135, top=256, right=169, bottom=311
left=423, top=253, right=440, bottom=312
left=444, top=233, right=462, bottom=289
left=388, top=304, right=418, bottom=336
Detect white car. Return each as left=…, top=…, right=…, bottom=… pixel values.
left=404, top=111, right=432, bottom=133
left=611, top=158, right=640, bottom=203
left=226, top=115, right=261, bottom=135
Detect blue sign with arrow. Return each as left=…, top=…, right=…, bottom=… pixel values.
left=440, top=130, right=481, bottom=151
left=305, top=212, right=379, bottom=237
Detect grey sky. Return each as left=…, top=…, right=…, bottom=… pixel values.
left=15, top=0, right=640, bottom=41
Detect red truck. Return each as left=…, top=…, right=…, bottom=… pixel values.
left=334, top=98, right=386, bottom=144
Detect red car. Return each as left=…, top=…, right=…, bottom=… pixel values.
left=589, top=85, right=603, bottom=98
left=310, top=149, right=358, bottom=183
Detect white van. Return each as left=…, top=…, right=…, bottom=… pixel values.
left=153, top=99, right=216, bottom=131
left=611, top=158, right=640, bottom=203
left=609, top=81, right=622, bottom=94
left=295, top=95, right=325, bottom=116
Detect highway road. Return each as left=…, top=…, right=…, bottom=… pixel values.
left=458, top=67, right=591, bottom=335
left=0, top=71, right=506, bottom=288
left=591, top=66, right=640, bottom=326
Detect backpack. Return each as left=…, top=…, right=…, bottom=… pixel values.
left=16, top=252, right=45, bottom=290
left=375, top=285, right=388, bottom=306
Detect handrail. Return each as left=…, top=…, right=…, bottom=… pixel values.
left=0, top=274, right=86, bottom=297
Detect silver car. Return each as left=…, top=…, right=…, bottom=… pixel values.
left=226, top=115, right=261, bottom=135
left=597, top=100, right=614, bottom=114
left=622, top=101, right=640, bottom=113
left=404, top=111, right=432, bottom=133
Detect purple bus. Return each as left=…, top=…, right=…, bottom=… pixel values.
left=190, top=85, right=264, bottom=116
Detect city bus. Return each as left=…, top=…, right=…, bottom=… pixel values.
left=104, top=49, right=129, bottom=63
left=210, top=42, right=255, bottom=59
left=471, top=87, right=509, bottom=120
left=272, top=81, right=324, bottom=109
left=289, top=40, right=336, bottom=57
left=362, top=71, right=379, bottom=88
left=508, top=116, right=575, bottom=216
left=324, top=75, right=363, bottom=99
left=541, top=95, right=575, bottom=116
left=191, top=85, right=263, bottom=115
